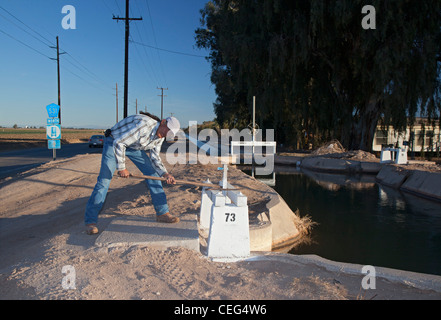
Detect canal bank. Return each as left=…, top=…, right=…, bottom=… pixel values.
left=275, top=150, right=441, bottom=203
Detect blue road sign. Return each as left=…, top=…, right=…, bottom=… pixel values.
left=47, top=125, right=61, bottom=140
left=48, top=139, right=61, bottom=149
left=47, top=118, right=60, bottom=125
left=46, top=103, right=60, bottom=118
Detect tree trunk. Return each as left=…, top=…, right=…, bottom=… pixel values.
left=350, top=97, right=380, bottom=152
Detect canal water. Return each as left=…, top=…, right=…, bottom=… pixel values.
left=245, top=167, right=441, bottom=276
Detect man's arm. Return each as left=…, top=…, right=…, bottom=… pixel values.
left=148, top=142, right=175, bottom=184
left=149, top=140, right=168, bottom=177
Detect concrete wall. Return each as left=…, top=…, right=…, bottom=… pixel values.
left=400, top=170, right=441, bottom=201
left=374, top=165, right=441, bottom=202
left=266, top=193, right=301, bottom=250
left=301, top=157, right=381, bottom=174
left=248, top=191, right=301, bottom=252
left=375, top=165, right=411, bottom=188
left=296, top=155, right=441, bottom=203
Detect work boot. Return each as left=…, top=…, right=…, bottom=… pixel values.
left=86, top=224, right=99, bottom=235
left=156, top=213, right=180, bottom=223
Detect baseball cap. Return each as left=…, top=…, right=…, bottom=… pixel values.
left=166, top=116, right=180, bottom=137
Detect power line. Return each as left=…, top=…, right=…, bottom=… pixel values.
left=63, top=51, right=114, bottom=92
left=131, top=0, right=165, bottom=86
left=100, top=0, right=114, bottom=15
left=0, top=5, right=54, bottom=47
left=144, top=0, right=168, bottom=87
left=130, top=10, right=162, bottom=86
left=114, top=0, right=123, bottom=15
left=131, top=34, right=161, bottom=87
left=0, top=25, right=113, bottom=94
left=62, top=64, right=113, bottom=94
left=0, top=27, right=52, bottom=59
left=0, top=11, right=52, bottom=48
left=130, top=40, right=207, bottom=58
left=1, top=5, right=113, bottom=95
left=0, top=27, right=112, bottom=96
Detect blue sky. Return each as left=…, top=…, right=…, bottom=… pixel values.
left=0, top=0, right=215, bottom=129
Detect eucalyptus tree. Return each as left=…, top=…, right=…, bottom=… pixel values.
left=196, top=0, right=441, bottom=150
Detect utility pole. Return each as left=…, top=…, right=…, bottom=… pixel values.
left=136, top=98, right=138, bottom=114
left=115, top=83, right=119, bottom=123
left=50, top=36, right=66, bottom=124
left=157, top=87, right=168, bottom=119
left=113, top=0, right=142, bottom=119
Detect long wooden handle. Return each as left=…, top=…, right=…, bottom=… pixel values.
left=126, top=173, right=225, bottom=189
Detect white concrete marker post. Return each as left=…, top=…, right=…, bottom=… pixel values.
left=206, top=200, right=250, bottom=261
left=203, top=165, right=250, bottom=261
left=395, top=148, right=408, bottom=165
left=381, top=147, right=408, bottom=165
left=199, top=179, right=213, bottom=231
left=220, top=164, right=231, bottom=204
left=380, top=148, right=393, bottom=163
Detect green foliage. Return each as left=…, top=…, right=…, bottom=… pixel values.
left=196, top=0, right=441, bottom=150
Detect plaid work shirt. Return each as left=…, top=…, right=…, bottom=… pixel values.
left=110, top=115, right=167, bottom=176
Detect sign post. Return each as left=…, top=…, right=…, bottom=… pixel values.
left=46, top=103, right=61, bottom=160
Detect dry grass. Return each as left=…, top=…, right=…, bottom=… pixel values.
left=283, top=208, right=318, bottom=249
left=0, top=128, right=104, bottom=152
left=293, top=208, right=317, bottom=237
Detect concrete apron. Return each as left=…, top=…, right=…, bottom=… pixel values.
left=94, top=190, right=298, bottom=259
left=95, top=214, right=200, bottom=251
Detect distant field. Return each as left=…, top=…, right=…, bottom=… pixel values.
left=0, top=128, right=103, bottom=135
left=0, top=128, right=104, bottom=152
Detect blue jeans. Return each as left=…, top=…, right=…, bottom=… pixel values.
left=84, top=137, right=169, bottom=225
